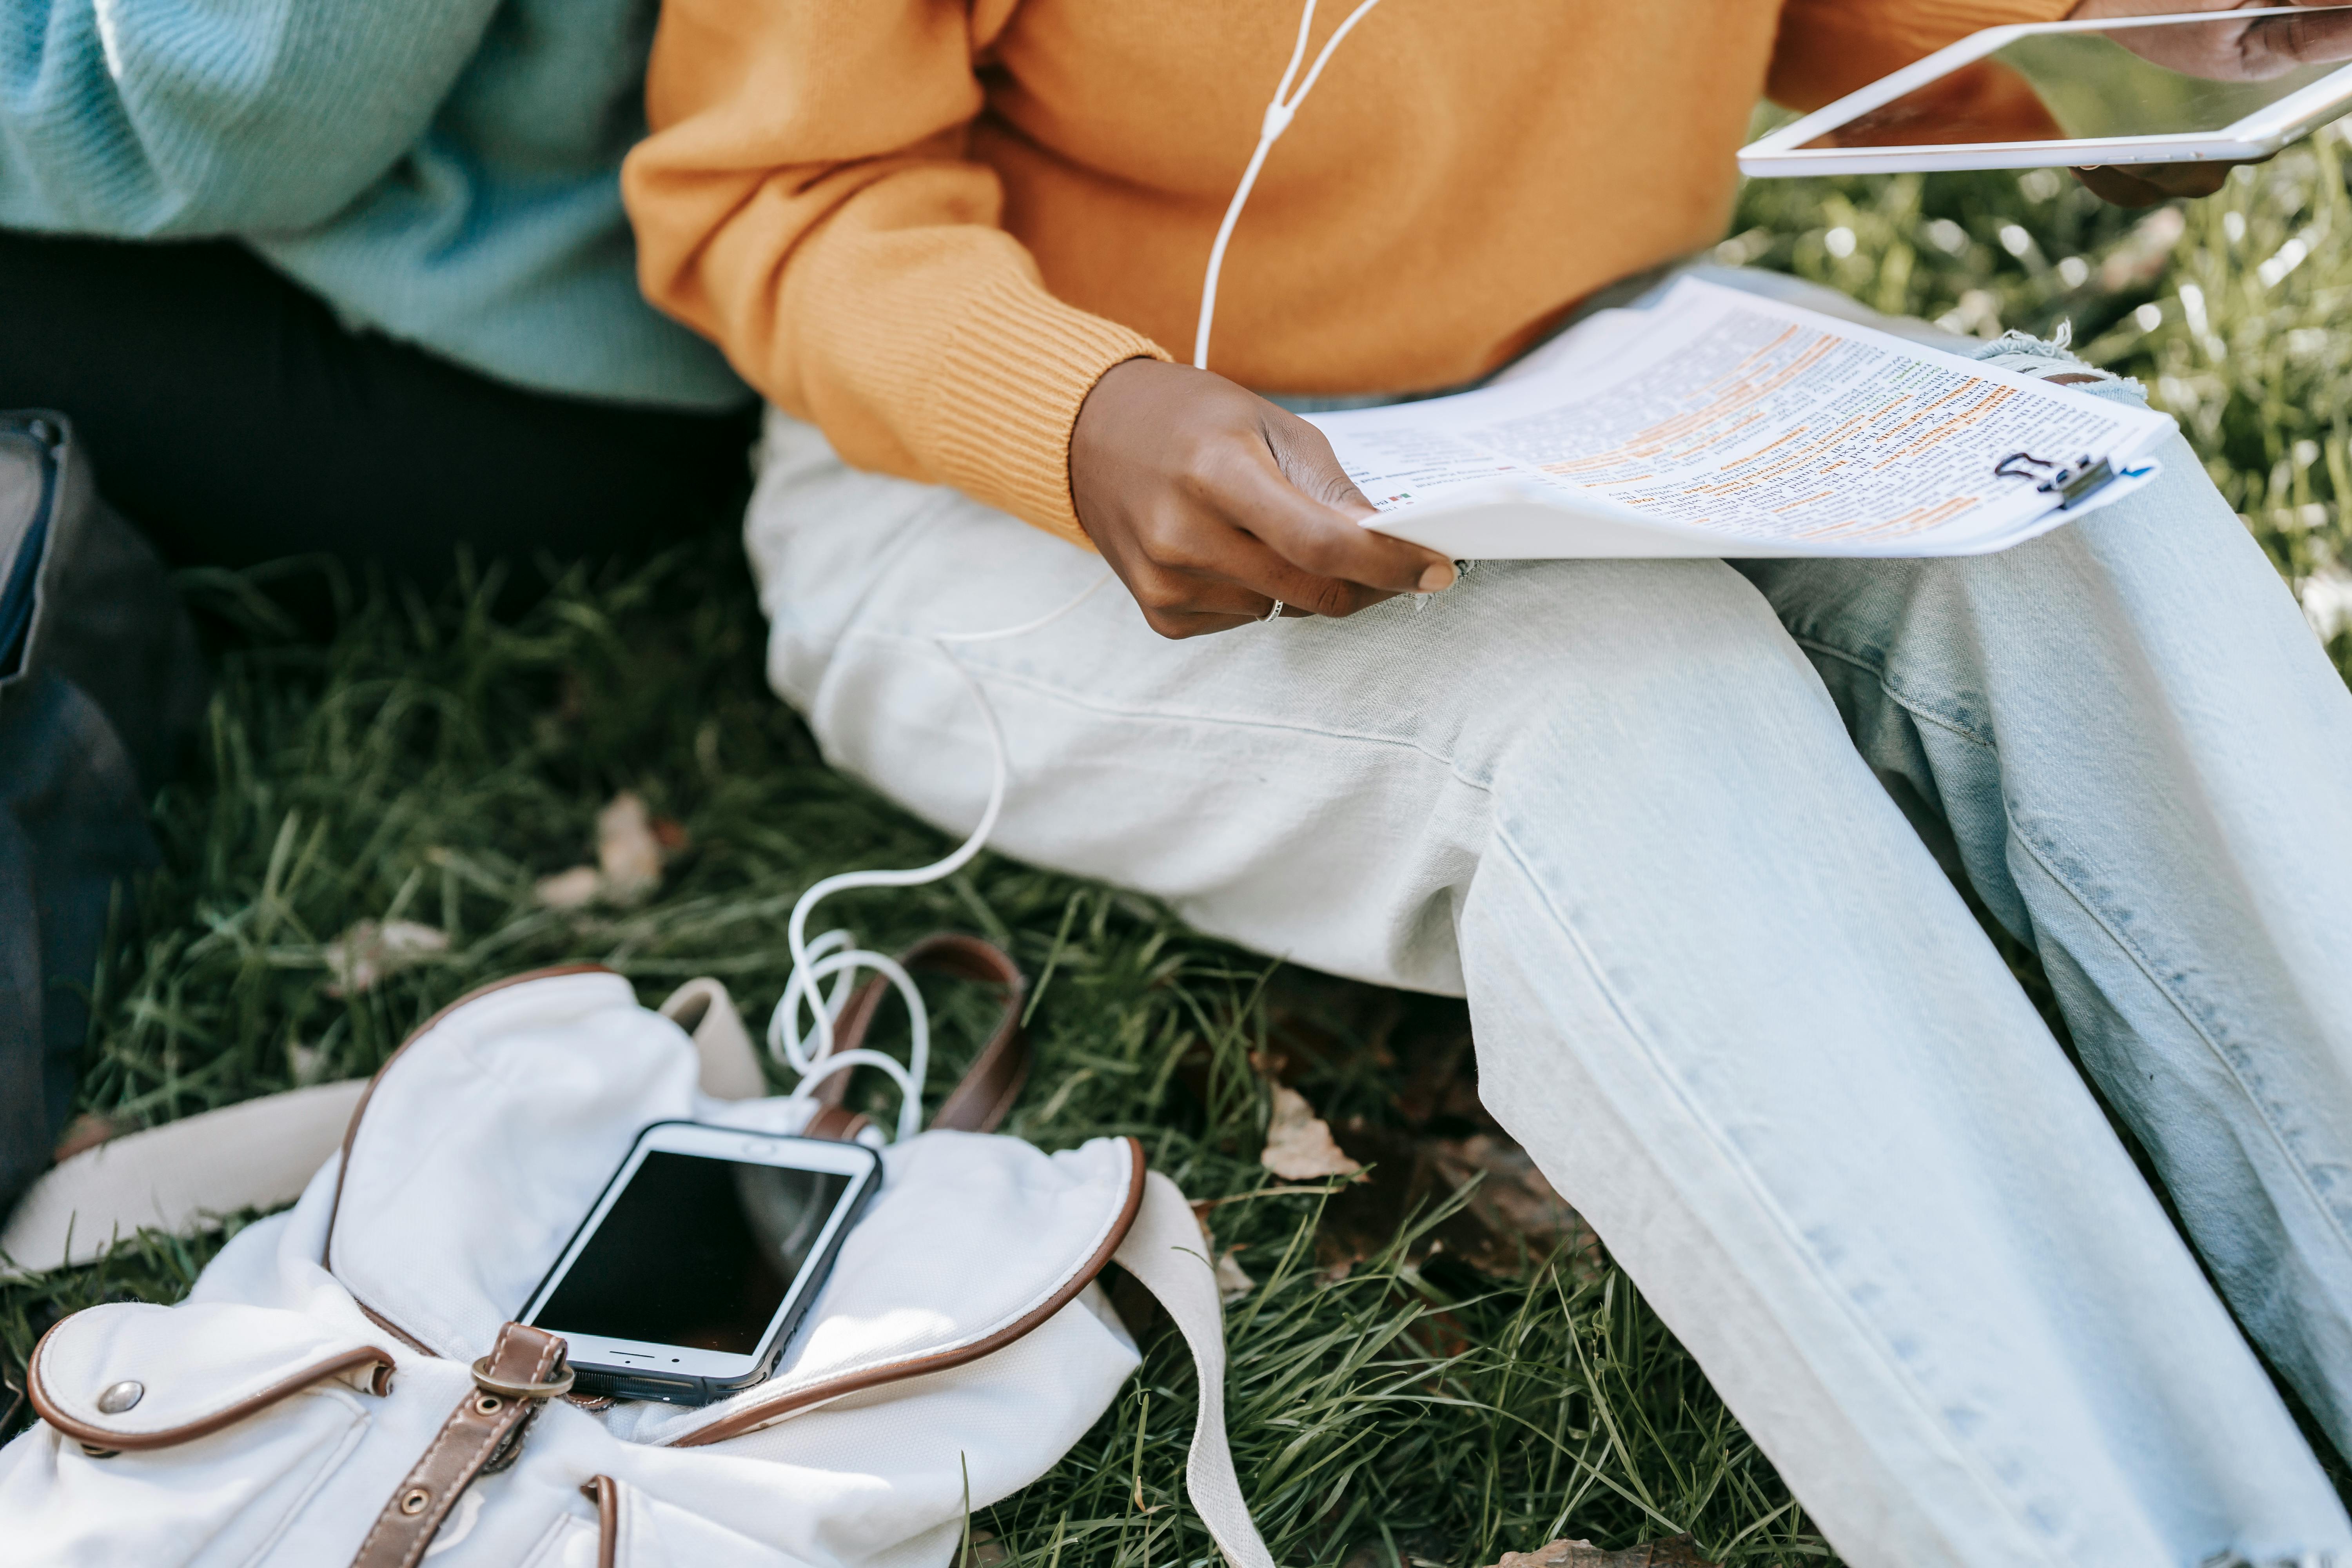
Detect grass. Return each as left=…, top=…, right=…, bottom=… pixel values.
left=6, top=132, right=2352, bottom=1567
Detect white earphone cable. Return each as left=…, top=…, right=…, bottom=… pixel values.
left=1193, top=0, right=1389, bottom=371
left=769, top=0, right=1383, bottom=1137
left=768, top=573, right=1114, bottom=1140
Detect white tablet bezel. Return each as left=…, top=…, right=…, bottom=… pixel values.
left=1739, top=7, right=2352, bottom=176
left=520, top=1121, right=880, bottom=1385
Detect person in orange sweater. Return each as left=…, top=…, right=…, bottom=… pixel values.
left=624, top=3, right=2352, bottom=1563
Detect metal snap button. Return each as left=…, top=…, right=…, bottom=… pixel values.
left=95, top=1380, right=143, bottom=1414
left=398, top=1486, right=431, bottom=1515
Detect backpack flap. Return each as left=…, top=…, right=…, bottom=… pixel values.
left=3, top=1302, right=399, bottom=1568
left=25, top=1301, right=396, bottom=1454
left=325, top=967, right=714, bottom=1357
left=613, top=1130, right=1145, bottom=1448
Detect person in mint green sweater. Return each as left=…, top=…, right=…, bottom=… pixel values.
left=0, top=0, right=753, bottom=581
left=0, top=0, right=755, bottom=1224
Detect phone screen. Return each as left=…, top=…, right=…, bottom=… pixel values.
left=1800, top=12, right=2352, bottom=150
left=534, top=1151, right=853, bottom=1353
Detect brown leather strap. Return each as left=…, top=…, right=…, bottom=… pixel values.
left=350, top=1324, right=567, bottom=1568
left=808, top=933, right=1030, bottom=1134
left=922, top=935, right=1031, bottom=1132
left=810, top=971, right=895, bottom=1108
left=800, top=1103, right=873, bottom=1143
left=581, top=1475, right=619, bottom=1568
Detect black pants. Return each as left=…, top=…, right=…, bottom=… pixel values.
left=0, top=231, right=759, bottom=583
left=0, top=234, right=756, bottom=1217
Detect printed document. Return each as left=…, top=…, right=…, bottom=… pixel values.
left=1305, top=278, right=2176, bottom=559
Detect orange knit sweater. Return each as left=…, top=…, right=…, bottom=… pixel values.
left=624, top=0, right=2073, bottom=547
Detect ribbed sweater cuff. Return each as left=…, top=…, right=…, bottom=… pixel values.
left=913, top=271, right=1170, bottom=547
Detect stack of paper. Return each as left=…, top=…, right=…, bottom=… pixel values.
left=1308, top=278, right=2175, bottom=559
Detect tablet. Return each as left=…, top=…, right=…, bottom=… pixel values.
left=1740, top=6, right=2352, bottom=176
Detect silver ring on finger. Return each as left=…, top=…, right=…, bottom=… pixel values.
left=1261, top=598, right=1285, bottom=624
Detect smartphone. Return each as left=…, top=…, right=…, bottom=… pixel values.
left=519, top=1121, right=882, bottom=1405
left=1741, top=5, right=2352, bottom=176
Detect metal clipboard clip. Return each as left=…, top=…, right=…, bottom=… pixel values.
left=1993, top=449, right=2153, bottom=510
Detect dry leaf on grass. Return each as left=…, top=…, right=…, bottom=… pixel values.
left=1427, top=1133, right=1585, bottom=1256
left=958, top=1528, right=1010, bottom=1568
left=1217, top=972, right=1593, bottom=1280
left=1261, top=1084, right=1363, bottom=1180
left=52, top=1113, right=116, bottom=1162
left=323, top=919, right=448, bottom=997
left=1191, top=1201, right=1259, bottom=1300
left=1486, top=1537, right=1719, bottom=1568
left=535, top=791, right=687, bottom=909
left=597, top=790, right=666, bottom=901
left=1339, top=1532, right=1450, bottom=1568
left=533, top=864, right=604, bottom=910
left=1315, top=1122, right=1595, bottom=1281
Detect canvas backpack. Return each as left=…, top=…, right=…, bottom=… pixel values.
left=0, top=943, right=1274, bottom=1568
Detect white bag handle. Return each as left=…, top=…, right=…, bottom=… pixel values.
left=1113, top=1172, right=1279, bottom=1568
left=4, top=976, right=767, bottom=1279
left=0, top=1080, right=365, bottom=1279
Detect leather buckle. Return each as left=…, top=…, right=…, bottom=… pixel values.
left=354, top=1324, right=569, bottom=1568
left=469, top=1355, right=575, bottom=1403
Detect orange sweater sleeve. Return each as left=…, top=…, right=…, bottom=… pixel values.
left=621, top=0, right=1167, bottom=546
left=1768, top=0, right=2079, bottom=111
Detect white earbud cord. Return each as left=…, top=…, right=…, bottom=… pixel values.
left=1194, top=0, right=1389, bottom=372
left=770, top=0, right=1380, bottom=1138
left=768, top=575, right=1112, bottom=1140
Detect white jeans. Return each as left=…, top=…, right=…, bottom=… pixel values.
left=744, top=278, right=2352, bottom=1568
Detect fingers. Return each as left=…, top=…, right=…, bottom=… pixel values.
left=2078, top=149, right=2268, bottom=208
left=2073, top=163, right=2226, bottom=205
left=1263, top=413, right=1380, bottom=517
left=1067, top=356, right=1460, bottom=639
left=1127, top=576, right=1309, bottom=640
left=1116, top=534, right=1332, bottom=637
left=2139, top=163, right=2232, bottom=198
left=1217, top=416, right=1458, bottom=596
left=2252, top=4, right=2352, bottom=70
left=1120, top=497, right=1418, bottom=636
left=1124, top=503, right=1392, bottom=625
left=1140, top=605, right=1269, bottom=639
left=2074, top=165, right=2158, bottom=206
left=1190, top=528, right=1402, bottom=619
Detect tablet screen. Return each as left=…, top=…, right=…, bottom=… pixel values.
left=1800, top=10, right=2352, bottom=150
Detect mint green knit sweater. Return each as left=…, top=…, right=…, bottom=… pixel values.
left=0, top=0, right=744, bottom=410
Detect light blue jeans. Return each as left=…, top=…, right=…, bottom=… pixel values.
left=742, top=272, right=2352, bottom=1568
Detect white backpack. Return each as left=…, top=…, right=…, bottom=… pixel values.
left=0, top=948, right=1273, bottom=1568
